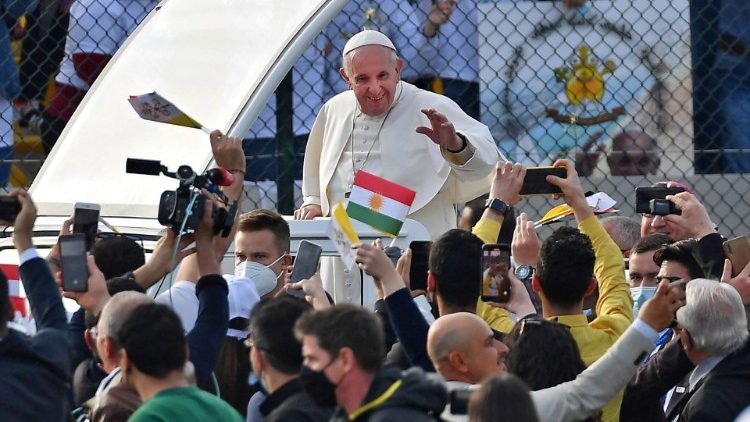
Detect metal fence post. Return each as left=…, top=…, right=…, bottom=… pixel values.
left=275, top=70, right=295, bottom=214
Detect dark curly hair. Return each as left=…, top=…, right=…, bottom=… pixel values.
left=537, top=226, right=596, bottom=308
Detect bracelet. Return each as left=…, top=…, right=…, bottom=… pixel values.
left=229, top=168, right=246, bottom=176
left=447, top=133, right=468, bottom=153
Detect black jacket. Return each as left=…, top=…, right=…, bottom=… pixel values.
left=331, top=367, right=447, bottom=422
left=668, top=337, right=750, bottom=421
left=620, top=337, right=694, bottom=422
left=261, top=378, right=332, bottom=422
left=0, top=256, right=72, bottom=421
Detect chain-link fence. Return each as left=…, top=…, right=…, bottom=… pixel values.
left=3, top=0, right=750, bottom=235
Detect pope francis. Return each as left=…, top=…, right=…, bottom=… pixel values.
left=295, top=30, right=503, bottom=303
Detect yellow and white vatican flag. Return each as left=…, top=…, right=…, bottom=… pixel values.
left=327, top=202, right=360, bottom=269
left=128, top=92, right=210, bottom=133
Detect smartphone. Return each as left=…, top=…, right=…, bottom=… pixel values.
left=59, top=234, right=89, bottom=292
left=634, top=187, right=685, bottom=214
left=288, top=240, right=323, bottom=298
left=0, top=196, right=21, bottom=222
left=481, top=243, right=511, bottom=302
left=409, top=241, right=432, bottom=291
left=723, top=236, right=750, bottom=277
left=73, top=202, right=100, bottom=251
left=519, top=167, right=566, bottom=195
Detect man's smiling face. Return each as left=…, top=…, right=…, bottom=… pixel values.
left=340, top=45, right=403, bottom=117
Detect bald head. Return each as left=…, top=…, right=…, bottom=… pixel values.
left=428, top=313, right=507, bottom=384
left=428, top=313, right=477, bottom=365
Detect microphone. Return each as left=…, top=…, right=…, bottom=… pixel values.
left=126, top=158, right=163, bottom=175
left=206, top=167, right=234, bottom=186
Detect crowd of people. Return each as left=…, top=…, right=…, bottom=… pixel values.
left=2, top=0, right=750, bottom=421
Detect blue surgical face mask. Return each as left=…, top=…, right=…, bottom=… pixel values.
left=631, top=286, right=657, bottom=316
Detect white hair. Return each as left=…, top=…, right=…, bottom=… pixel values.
left=98, top=290, right=152, bottom=343
left=601, top=216, right=640, bottom=252
left=676, top=278, right=748, bottom=355
left=342, top=46, right=398, bottom=78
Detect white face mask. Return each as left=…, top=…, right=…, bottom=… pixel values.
left=235, top=253, right=285, bottom=297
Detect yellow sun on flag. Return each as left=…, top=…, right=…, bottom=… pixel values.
left=368, top=193, right=384, bottom=212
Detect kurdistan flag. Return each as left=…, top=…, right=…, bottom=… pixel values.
left=346, top=171, right=416, bottom=238
left=128, top=92, right=207, bottom=132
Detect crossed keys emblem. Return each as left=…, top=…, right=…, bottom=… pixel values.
left=140, top=99, right=172, bottom=119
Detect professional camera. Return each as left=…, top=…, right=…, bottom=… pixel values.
left=126, top=158, right=238, bottom=236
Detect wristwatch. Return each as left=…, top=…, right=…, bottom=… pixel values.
left=484, top=198, right=509, bottom=215
left=515, top=264, right=534, bottom=281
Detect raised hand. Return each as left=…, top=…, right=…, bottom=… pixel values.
left=416, top=108, right=464, bottom=151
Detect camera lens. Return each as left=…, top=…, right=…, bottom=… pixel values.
left=157, top=191, right=176, bottom=226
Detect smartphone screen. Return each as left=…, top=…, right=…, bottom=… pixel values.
left=409, top=241, right=432, bottom=291
left=73, top=202, right=100, bottom=251
left=723, top=236, right=750, bottom=277
left=289, top=240, right=323, bottom=298
left=0, top=196, right=21, bottom=222
left=60, top=234, right=89, bottom=292
left=634, top=187, right=685, bottom=214
left=519, top=167, right=566, bottom=195
left=481, top=244, right=511, bottom=302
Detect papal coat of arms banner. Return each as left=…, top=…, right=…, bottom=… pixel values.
left=478, top=0, right=692, bottom=177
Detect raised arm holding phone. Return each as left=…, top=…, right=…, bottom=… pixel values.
left=0, top=190, right=73, bottom=420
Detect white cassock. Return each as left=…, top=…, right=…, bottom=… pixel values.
left=302, top=81, right=503, bottom=304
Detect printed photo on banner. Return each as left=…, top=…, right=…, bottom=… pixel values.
left=477, top=0, right=693, bottom=177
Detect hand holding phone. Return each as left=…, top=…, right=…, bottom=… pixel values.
left=60, top=234, right=89, bottom=292
left=73, top=202, right=100, bottom=251
left=635, top=187, right=684, bottom=214
left=288, top=240, right=323, bottom=298
left=519, top=167, right=566, bottom=196
left=481, top=244, right=511, bottom=303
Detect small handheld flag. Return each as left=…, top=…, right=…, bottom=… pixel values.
left=327, top=202, right=360, bottom=269
left=128, top=92, right=210, bottom=133
left=534, top=192, right=618, bottom=228
left=346, top=171, right=416, bottom=238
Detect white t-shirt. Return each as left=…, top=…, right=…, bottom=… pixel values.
left=155, top=275, right=261, bottom=337
left=155, top=281, right=198, bottom=332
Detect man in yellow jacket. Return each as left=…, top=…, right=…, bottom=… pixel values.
left=480, top=159, right=632, bottom=422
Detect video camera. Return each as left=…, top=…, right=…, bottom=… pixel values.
left=126, top=158, right=237, bottom=237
